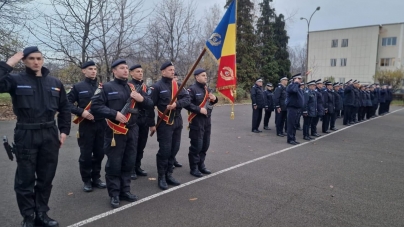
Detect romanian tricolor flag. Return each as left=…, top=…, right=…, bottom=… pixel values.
left=205, top=0, right=237, bottom=106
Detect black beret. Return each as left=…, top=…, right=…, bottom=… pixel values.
left=129, top=64, right=141, bottom=71
left=81, top=60, right=95, bottom=69
left=194, top=68, right=206, bottom=75
left=23, top=46, right=40, bottom=58
left=160, top=61, right=174, bottom=70
left=111, top=59, right=127, bottom=68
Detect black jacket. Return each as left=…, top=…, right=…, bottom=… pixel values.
left=286, top=82, right=304, bottom=109
left=149, top=77, right=190, bottom=125
left=0, top=61, right=71, bottom=135
left=334, top=89, right=343, bottom=111
left=186, top=81, right=218, bottom=119
left=264, top=90, right=274, bottom=111
left=273, top=84, right=287, bottom=111
left=91, top=78, right=153, bottom=127
left=344, top=84, right=355, bottom=106
left=322, top=89, right=335, bottom=114
left=315, top=88, right=325, bottom=116
left=129, top=79, right=155, bottom=127
left=250, top=85, right=266, bottom=109
left=68, top=77, right=103, bottom=121
left=303, top=89, right=317, bottom=117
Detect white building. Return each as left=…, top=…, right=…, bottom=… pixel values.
left=307, top=22, right=404, bottom=84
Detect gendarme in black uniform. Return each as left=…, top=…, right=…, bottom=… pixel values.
left=285, top=74, right=304, bottom=145
left=67, top=61, right=107, bottom=192
left=273, top=77, right=288, bottom=137
left=185, top=68, right=218, bottom=178
left=91, top=59, right=153, bottom=208
left=321, top=81, right=335, bottom=133
left=302, top=80, right=317, bottom=140
left=0, top=47, right=71, bottom=226
left=150, top=61, right=190, bottom=190
left=250, top=78, right=266, bottom=133
left=128, top=64, right=154, bottom=180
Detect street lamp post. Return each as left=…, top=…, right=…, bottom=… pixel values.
left=301, top=6, right=320, bottom=82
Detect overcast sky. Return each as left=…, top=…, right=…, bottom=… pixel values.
left=146, top=0, right=404, bottom=47
left=33, top=0, right=404, bottom=48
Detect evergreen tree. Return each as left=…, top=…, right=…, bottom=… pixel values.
left=256, top=0, right=279, bottom=85
left=226, top=0, right=259, bottom=93
left=272, top=14, right=291, bottom=79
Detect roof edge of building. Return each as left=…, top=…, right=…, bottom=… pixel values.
left=309, top=22, right=404, bottom=33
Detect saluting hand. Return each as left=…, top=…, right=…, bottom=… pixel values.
left=82, top=110, right=94, bottom=120
left=116, top=112, right=128, bottom=123
left=200, top=107, right=208, bottom=115
left=131, top=91, right=144, bottom=102
left=6, top=52, right=24, bottom=67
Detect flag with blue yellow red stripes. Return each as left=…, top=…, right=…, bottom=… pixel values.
left=205, top=0, right=237, bottom=104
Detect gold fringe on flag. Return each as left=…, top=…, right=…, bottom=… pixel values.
left=111, top=133, right=116, bottom=147
left=76, top=131, right=80, bottom=138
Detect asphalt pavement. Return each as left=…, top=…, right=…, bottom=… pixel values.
left=0, top=105, right=403, bottom=227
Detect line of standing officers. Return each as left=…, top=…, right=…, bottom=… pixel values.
left=0, top=47, right=219, bottom=226
left=251, top=74, right=393, bottom=145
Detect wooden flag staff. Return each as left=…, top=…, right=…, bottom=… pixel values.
left=150, top=48, right=207, bottom=137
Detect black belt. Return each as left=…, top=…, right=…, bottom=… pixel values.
left=16, top=121, right=56, bottom=130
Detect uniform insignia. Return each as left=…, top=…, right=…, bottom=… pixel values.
left=17, top=85, right=32, bottom=88
left=98, top=83, right=103, bottom=89
left=79, top=91, right=89, bottom=93
left=208, top=33, right=222, bottom=46
left=94, top=88, right=102, bottom=95
left=51, top=87, right=60, bottom=91
left=108, top=92, right=118, bottom=95
left=160, top=90, right=168, bottom=93
left=147, top=88, right=152, bottom=95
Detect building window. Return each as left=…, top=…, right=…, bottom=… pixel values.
left=339, top=78, right=345, bottom=83
left=330, top=59, right=337, bottom=67
left=331, top=39, right=338, bottom=48
left=380, top=58, right=395, bottom=67
left=382, top=37, right=397, bottom=46
left=340, top=58, right=347, bottom=66
left=341, top=39, right=348, bottom=47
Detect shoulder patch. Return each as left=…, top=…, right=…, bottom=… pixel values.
left=94, top=88, right=102, bottom=95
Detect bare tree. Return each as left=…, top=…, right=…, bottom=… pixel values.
left=27, top=0, right=106, bottom=66
left=288, top=44, right=306, bottom=76
left=93, top=0, right=147, bottom=82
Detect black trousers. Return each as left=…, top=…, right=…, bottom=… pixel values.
left=275, top=110, right=287, bottom=134
left=303, top=116, right=312, bottom=137
left=322, top=112, right=332, bottom=132
left=311, top=116, right=321, bottom=135
left=77, top=120, right=106, bottom=182
left=135, top=120, right=149, bottom=169
left=188, top=116, right=211, bottom=171
left=330, top=111, right=338, bottom=129
left=366, top=106, right=373, bottom=119
left=104, top=125, right=138, bottom=197
left=295, top=111, right=302, bottom=129
left=372, top=104, right=379, bottom=117
left=378, top=102, right=386, bottom=115
left=263, top=109, right=272, bottom=127
left=386, top=100, right=391, bottom=112
left=14, top=125, right=60, bottom=217
left=287, top=107, right=299, bottom=142
left=252, top=107, right=263, bottom=131
left=350, top=106, right=358, bottom=123
left=156, top=116, right=183, bottom=176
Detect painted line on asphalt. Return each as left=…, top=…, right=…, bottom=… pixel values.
left=67, top=108, right=403, bottom=227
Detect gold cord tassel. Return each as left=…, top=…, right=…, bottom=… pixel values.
left=76, top=131, right=80, bottom=138
left=111, top=132, right=116, bottom=147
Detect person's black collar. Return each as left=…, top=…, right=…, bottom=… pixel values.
left=131, top=78, right=143, bottom=85
left=195, top=81, right=205, bottom=88
left=25, top=67, right=49, bottom=77
left=85, top=77, right=97, bottom=85
left=162, top=76, right=172, bottom=84
left=113, top=77, right=128, bottom=85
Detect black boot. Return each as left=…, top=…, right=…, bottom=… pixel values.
left=21, top=214, right=35, bottom=227
left=130, top=169, right=137, bottom=180
left=35, top=212, right=59, bottom=227
left=92, top=179, right=107, bottom=189
left=83, top=181, right=93, bottom=192
left=119, top=192, right=138, bottom=202
left=135, top=167, right=147, bottom=176
left=173, top=161, right=182, bottom=167
left=158, top=175, right=168, bottom=190
left=166, top=173, right=181, bottom=186
left=110, top=196, right=120, bottom=208
left=199, top=168, right=211, bottom=174
left=190, top=169, right=203, bottom=177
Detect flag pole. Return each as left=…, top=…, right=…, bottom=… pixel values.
left=150, top=48, right=207, bottom=137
